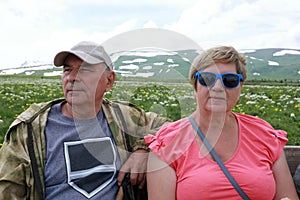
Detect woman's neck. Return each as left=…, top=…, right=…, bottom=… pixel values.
left=191, top=109, right=236, bottom=135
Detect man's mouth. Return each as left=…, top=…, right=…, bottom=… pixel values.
left=209, top=96, right=225, bottom=100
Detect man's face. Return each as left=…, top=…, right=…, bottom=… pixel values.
left=61, top=54, right=114, bottom=107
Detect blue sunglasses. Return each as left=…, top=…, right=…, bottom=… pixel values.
left=194, top=72, right=243, bottom=89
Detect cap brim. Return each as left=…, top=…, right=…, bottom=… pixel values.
left=53, top=51, right=70, bottom=67
left=53, top=50, right=106, bottom=67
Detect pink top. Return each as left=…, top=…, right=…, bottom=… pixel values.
left=145, top=112, right=288, bottom=200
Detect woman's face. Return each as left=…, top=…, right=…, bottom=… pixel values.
left=194, top=62, right=242, bottom=114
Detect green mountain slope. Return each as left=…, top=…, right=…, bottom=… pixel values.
left=1, top=48, right=299, bottom=81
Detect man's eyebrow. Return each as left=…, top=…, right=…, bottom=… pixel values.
left=80, top=63, right=90, bottom=67
left=63, top=63, right=71, bottom=67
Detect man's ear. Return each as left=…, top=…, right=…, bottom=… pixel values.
left=105, top=71, right=116, bottom=92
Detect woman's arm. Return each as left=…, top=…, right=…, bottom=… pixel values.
left=147, top=152, right=176, bottom=200
left=272, top=151, right=299, bottom=200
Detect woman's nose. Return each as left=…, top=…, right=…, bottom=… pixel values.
left=212, top=78, right=224, bottom=90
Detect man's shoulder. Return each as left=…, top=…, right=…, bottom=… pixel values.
left=12, top=98, right=65, bottom=125
left=102, top=98, right=150, bottom=127
left=104, top=98, right=140, bottom=108
left=103, top=98, right=144, bottom=114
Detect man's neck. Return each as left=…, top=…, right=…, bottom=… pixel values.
left=61, top=102, right=102, bottom=119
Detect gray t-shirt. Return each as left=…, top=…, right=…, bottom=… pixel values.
left=44, top=102, right=121, bottom=199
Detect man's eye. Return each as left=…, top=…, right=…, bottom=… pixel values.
left=63, top=68, right=71, bottom=72
left=79, top=67, right=91, bottom=72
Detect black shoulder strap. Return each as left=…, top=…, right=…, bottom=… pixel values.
left=113, top=103, right=139, bottom=200
left=25, top=99, right=64, bottom=199
left=113, top=103, right=132, bottom=152
left=188, top=116, right=250, bottom=200
left=27, top=123, right=44, bottom=199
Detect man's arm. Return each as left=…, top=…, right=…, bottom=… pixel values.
left=106, top=100, right=171, bottom=190
left=117, top=149, right=149, bottom=189
left=0, top=124, right=30, bottom=200
left=117, top=111, right=170, bottom=187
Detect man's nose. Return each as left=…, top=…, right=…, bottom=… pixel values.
left=68, top=69, right=79, bottom=82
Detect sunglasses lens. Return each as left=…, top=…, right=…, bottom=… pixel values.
left=199, top=73, right=216, bottom=87
left=222, top=74, right=239, bottom=88
left=196, top=72, right=242, bottom=88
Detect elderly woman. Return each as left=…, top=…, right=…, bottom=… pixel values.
left=145, top=46, right=298, bottom=200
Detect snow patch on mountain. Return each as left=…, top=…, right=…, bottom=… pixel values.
left=268, top=60, right=279, bottom=66
left=273, top=50, right=300, bottom=56
left=20, top=60, right=51, bottom=68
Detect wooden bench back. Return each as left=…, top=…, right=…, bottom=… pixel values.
left=284, top=146, right=300, bottom=176
left=0, top=145, right=298, bottom=175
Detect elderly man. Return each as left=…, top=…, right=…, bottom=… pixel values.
left=0, top=41, right=169, bottom=199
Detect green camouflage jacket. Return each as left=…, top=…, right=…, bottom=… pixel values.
left=0, top=98, right=169, bottom=200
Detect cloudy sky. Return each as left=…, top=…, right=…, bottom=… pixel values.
left=1, top=0, right=300, bottom=69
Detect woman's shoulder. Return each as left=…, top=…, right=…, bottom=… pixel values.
left=145, top=117, right=195, bottom=164
left=145, top=117, right=191, bottom=149
left=160, top=117, right=190, bottom=130
left=233, top=112, right=287, bottom=143
left=233, top=112, right=274, bottom=129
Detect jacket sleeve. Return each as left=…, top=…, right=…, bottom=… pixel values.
left=0, top=101, right=51, bottom=200
left=107, top=100, right=171, bottom=153
left=0, top=123, right=31, bottom=200
left=131, top=111, right=170, bottom=152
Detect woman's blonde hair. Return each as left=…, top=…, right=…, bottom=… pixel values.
left=189, top=46, right=247, bottom=89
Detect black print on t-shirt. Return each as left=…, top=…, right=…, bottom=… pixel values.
left=64, top=137, right=116, bottom=198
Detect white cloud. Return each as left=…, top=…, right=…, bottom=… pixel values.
left=166, top=0, right=300, bottom=49
left=143, top=20, right=159, bottom=29
left=68, top=0, right=198, bottom=7
left=0, top=0, right=300, bottom=69
left=113, top=19, right=139, bottom=33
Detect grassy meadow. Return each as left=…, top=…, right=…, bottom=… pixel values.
left=0, top=75, right=299, bottom=145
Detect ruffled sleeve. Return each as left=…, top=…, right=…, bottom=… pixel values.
left=144, top=118, right=195, bottom=165
left=144, top=125, right=176, bottom=152
left=235, top=112, right=288, bottom=164
left=266, top=129, right=288, bottom=162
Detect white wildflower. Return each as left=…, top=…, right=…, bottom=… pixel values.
left=246, top=101, right=257, bottom=105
